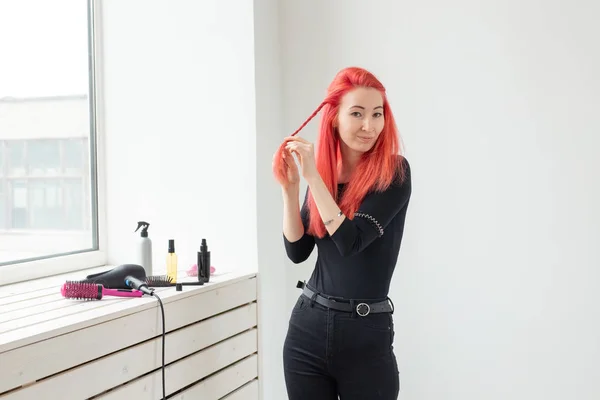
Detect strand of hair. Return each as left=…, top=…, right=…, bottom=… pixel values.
left=290, top=101, right=326, bottom=136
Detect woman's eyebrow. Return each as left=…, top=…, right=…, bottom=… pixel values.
left=349, top=105, right=384, bottom=110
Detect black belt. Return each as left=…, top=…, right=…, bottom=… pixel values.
left=297, top=281, right=394, bottom=316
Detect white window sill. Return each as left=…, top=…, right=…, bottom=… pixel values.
left=0, top=266, right=259, bottom=398
left=0, top=265, right=256, bottom=352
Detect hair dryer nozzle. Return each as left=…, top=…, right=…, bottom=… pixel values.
left=125, top=275, right=154, bottom=296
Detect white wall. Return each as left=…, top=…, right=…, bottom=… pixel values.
left=101, top=1, right=288, bottom=398
left=101, top=1, right=258, bottom=275
left=253, top=0, right=288, bottom=399
left=254, top=0, right=289, bottom=400
left=280, top=1, right=600, bottom=399
left=98, top=1, right=600, bottom=399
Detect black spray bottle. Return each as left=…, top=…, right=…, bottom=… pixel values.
left=198, top=238, right=211, bottom=283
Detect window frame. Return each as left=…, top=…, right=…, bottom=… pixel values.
left=0, top=0, right=107, bottom=286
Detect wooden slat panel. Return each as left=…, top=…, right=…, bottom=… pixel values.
left=0, top=289, right=168, bottom=331
left=0, top=276, right=257, bottom=394
left=0, top=289, right=167, bottom=350
left=0, top=287, right=62, bottom=306
left=221, top=379, right=259, bottom=400
left=169, top=355, right=258, bottom=400
left=0, top=294, right=65, bottom=314
left=0, top=290, right=141, bottom=322
left=0, top=273, right=256, bottom=352
left=0, top=294, right=112, bottom=323
left=0, top=303, right=258, bottom=400
left=96, top=329, right=258, bottom=399
left=0, top=296, right=135, bottom=333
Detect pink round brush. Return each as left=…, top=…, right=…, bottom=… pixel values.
left=61, top=281, right=144, bottom=300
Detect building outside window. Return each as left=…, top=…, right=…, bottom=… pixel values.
left=0, top=138, right=89, bottom=231
left=0, top=0, right=104, bottom=281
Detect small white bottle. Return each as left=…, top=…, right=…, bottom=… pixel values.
left=135, top=221, right=153, bottom=276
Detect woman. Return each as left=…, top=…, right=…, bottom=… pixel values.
left=272, top=66, right=412, bottom=400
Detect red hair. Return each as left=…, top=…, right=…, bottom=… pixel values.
left=273, top=67, right=406, bottom=238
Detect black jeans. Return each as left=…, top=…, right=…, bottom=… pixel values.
left=283, top=292, right=400, bottom=399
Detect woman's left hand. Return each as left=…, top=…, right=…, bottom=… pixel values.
left=284, top=136, right=319, bottom=181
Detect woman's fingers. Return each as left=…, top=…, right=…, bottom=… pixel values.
left=284, top=136, right=312, bottom=147
left=285, top=138, right=313, bottom=152
left=282, top=150, right=293, bottom=166
left=283, top=135, right=314, bottom=154
left=281, top=153, right=290, bottom=168
left=282, top=138, right=314, bottom=175
left=283, top=148, right=295, bottom=160
left=281, top=149, right=299, bottom=170
left=285, top=141, right=309, bottom=153
left=284, top=142, right=295, bottom=153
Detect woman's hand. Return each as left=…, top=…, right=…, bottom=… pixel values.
left=284, top=136, right=319, bottom=182
left=273, top=147, right=300, bottom=190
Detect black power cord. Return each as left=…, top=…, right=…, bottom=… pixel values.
left=124, top=276, right=166, bottom=400
left=152, top=292, right=166, bottom=400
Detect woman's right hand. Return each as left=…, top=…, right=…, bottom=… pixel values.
left=274, top=148, right=300, bottom=190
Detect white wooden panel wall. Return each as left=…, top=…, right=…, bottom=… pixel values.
left=0, top=269, right=259, bottom=399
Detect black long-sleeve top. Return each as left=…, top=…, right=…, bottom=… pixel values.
left=284, top=157, right=412, bottom=300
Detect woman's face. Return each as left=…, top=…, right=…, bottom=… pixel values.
left=335, top=87, right=385, bottom=154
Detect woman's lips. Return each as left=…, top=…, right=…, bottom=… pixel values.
left=357, top=136, right=374, bottom=142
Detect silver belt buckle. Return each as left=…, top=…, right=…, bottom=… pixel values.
left=356, top=302, right=370, bottom=316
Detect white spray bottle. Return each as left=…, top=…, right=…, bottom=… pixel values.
left=135, top=221, right=153, bottom=276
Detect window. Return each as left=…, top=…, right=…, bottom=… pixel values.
left=0, top=0, right=105, bottom=285
left=0, top=175, right=5, bottom=230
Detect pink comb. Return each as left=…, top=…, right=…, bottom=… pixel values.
left=61, top=281, right=143, bottom=300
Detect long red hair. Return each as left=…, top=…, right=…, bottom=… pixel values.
left=273, top=67, right=406, bottom=238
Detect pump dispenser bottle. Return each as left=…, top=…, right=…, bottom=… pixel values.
left=135, top=221, right=153, bottom=276
left=199, top=238, right=211, bottom=283
left=166, top=239, right=178, bottom=283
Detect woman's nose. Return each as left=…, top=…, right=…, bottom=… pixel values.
left=362, top=118, right=373, bottom=132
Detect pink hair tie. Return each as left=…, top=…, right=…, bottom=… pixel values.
left=186, top=263, right=215, bottom=277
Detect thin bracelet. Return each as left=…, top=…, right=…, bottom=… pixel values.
left=323, top=211, right=343, bottom=226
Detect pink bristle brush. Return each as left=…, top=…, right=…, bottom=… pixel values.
left=61, top=281, right=144, bottom=300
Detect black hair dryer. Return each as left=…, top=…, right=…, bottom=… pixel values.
left=82, top=264, right=147, bottom=289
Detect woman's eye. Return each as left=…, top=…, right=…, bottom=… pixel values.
left=374, top=112, right=383, bottom=118
left=351, top=112, right=362, bottom=118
